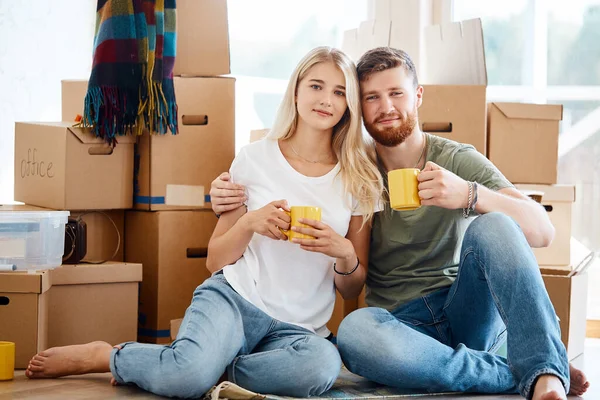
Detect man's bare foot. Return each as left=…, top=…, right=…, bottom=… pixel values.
left=531, top=374, right=567, bottom=400
left=25, top=341, right=113, bottom=379
left=569, top=363, right=590, bottom=396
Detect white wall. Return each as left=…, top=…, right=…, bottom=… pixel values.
left=0, top=0, right=96, bottom=203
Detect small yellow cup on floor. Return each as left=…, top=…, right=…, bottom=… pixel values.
left=0, top=341, right=15, bottom=381
left=388, top=168, right=421, bottom=211
left=281, top=206, right=322, bottom=240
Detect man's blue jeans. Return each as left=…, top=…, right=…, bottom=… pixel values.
left=109, top=273, right=341, bottom=398
left=337, top=212, right=569, bottom=399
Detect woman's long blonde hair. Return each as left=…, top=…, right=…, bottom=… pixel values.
left=267, top=46, right=383, bottom=223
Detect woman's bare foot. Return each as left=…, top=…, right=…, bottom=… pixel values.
left=531, top=374, right=567, bottom=400
left=569, top=363, right=590, bottom=396
left=25, top=341, right=113, bottom=379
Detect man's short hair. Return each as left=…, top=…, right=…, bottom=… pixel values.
left=356, top=47, right=419, bottom=87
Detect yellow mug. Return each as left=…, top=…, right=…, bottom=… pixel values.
left=281, top=206, right=322, bottom=240
left=0, top=341, right=15, bottom=381
left=388, top=168, right=421, bottom=211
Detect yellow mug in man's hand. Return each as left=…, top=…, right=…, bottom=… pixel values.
left=388, top=168, right=421, bottom=211
left=280, top=206, right=322, bottom=240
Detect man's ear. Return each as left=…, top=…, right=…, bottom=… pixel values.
left=415, top=85, right=424, bottom=108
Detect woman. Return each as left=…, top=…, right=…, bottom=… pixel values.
left=25, top=46, right=382, bottom=398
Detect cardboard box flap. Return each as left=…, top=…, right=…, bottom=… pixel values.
left=50, top=263, right=143, bottom=286
left=494, top=103, right=563, bottom=121
left=68, top=127, right=137, bottom=145
left=424, top=18, right=487, bottom=85
left=0, top=271, right=51, bottom=293
left=515, top=184, right=576, bottom=203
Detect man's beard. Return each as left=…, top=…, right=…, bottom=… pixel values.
left=364, top=108, right=418, bottom=147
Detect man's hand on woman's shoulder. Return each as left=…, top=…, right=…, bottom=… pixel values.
left=210, top=172, right=248, bottom=214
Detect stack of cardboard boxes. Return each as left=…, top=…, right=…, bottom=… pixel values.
left=125, top=0, right=234, bottom=344
left=1, top=1, right=235, bottom=373
left=343, top=15, right=589, bottom=358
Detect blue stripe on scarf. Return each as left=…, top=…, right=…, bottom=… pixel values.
left=93, top=15, right=137, bottom=48
left=164, top=32, right=176, bottom=57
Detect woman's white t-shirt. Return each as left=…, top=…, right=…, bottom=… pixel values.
left=222, top=138, right=360, bottom=337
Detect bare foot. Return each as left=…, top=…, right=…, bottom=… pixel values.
left=569, top=363, right=590, bottom=396
left=25, top=341, right=113, bottom=379
left=531, top=374, right=567, bottom=400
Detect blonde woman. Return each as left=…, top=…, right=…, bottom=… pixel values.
left=25, top=47, right=383, bottom=398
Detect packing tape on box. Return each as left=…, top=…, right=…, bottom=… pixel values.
left=134, top=194, right=211, bottom=205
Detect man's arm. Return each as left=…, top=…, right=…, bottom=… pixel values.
left=474, top=186, right=554, bottom=248
left=210, top=172, right=247, bottom=214
left=418, top=161, right=554, bottom=248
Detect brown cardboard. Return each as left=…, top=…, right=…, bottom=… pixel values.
left=70, top=210, right=125, bottom=262
left=418, top=19, right=488, bottom=155
left=540, top=267, right=588, bottom=360
left=134, top=77, right=235, bottom=211
left=419, top=85, right=487, bottom=154
left=46, top=263, right=142, bottom=348
left=170, top=318, right=183, bottom=340
left=61, top=79, right=88, bottom=122
left=174, top=0, right=230, bottom=76
left=327, top=292, right=358, bottom=336
left=516, top=184, right=575, bottom=266
left=14, top=122, right=135, bottom=210
left=0, top=271, right=50, bottom=368
left=125, top=210, right=218, bottom=343
left=488, top=103, right=563, bottom=184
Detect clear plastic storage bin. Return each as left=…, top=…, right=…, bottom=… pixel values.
left=0, top=210, right=69, bottom=270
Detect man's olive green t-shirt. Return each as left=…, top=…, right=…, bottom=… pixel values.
left=367, top=133, right=513, bottom=311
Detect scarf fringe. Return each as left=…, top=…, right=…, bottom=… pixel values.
left=79, top=76, right=178, bottom=144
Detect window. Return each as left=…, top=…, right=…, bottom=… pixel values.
left=455, top=0, right=600, bottom=319
left=228, top=0, right=369, bottom=152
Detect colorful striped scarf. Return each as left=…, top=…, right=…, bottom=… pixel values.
left=81, top=0, right=178, bottom=144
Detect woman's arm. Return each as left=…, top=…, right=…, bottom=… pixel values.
left=206, top=200, right=291, bottom=274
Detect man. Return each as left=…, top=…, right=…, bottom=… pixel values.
left=209, top=47, right=589, bottom=400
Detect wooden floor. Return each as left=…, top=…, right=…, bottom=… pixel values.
left=1, top=339, right=599, bottom=399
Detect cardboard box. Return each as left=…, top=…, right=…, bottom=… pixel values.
left=61, top=80, right=88, bottom=122
left=70, top=210, right=125, bottom=262
left=174, top=0, right=230, bottom=76
left=0, top=271, right=50, bottom=368
left=541, top=264, right=589, bottom=360
left=14, top=122, right=135, bottom=210
left=419, top=19, right=488, bottom=154
left=170, top=318, right=183, bottom=340
left=516, top=184, right=576, bottom=266
left=488, top=103, right=563, bottom=184
left=328, top=292, right=358, bottom=336
left=342, top=0, right=432, bottom=75
left=125, top=210, right=218, bottom=343
left=134, top=77, right=235, bottom=211
left=47, top=263, right=142, bottom=348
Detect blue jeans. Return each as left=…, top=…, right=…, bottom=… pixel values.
left=109, top=273, right=341, bottom=398
left=337, top=212, right=569, bottom=399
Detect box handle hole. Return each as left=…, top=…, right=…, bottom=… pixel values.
left=0, top=296, right=10, bottom=306
left=422, top=122, right=452, bottom=133
left=88, top=146, right=114, bottom=155
left=182, top=115, right=208, bottom=126
left=187, top=248, right=208, bottom=258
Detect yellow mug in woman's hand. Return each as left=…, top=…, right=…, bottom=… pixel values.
left=280, top=206, right=322, bottom=240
